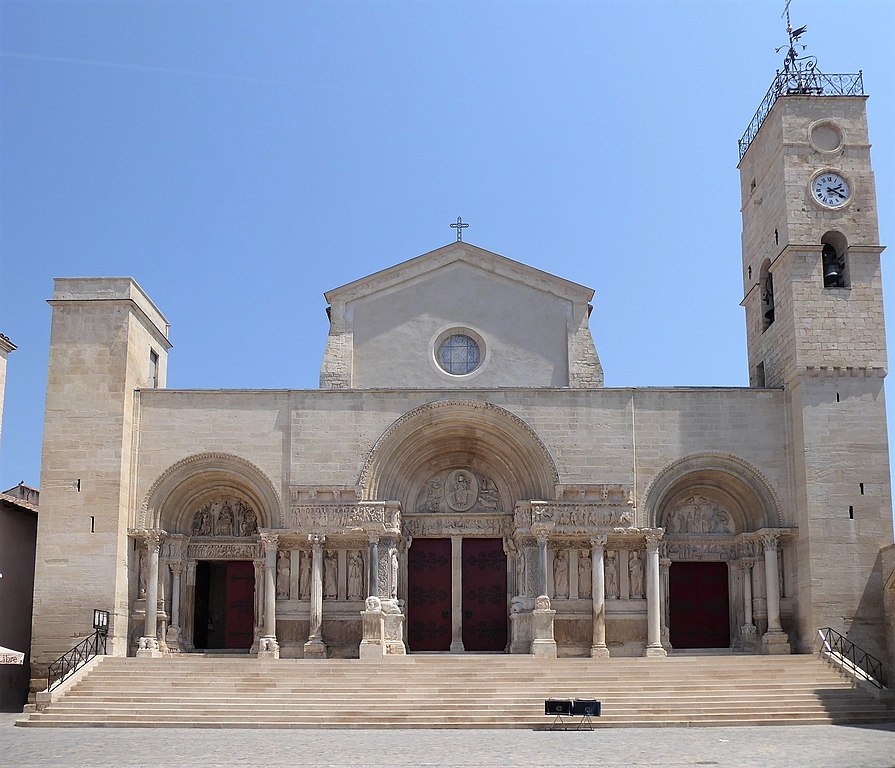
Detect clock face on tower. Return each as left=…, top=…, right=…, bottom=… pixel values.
left=811, top=172, right=851, bottom=208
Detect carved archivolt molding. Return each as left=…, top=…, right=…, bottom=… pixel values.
left=642, top=452, right=783, bottom=530
left=139, top=452, right=282, bottom=531
left=358, top=400, right=560, bottom=498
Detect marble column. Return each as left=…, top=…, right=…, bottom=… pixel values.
left=536, top=530, right=549, bottom=597
left=368, top=536, right=379, bottom=597
left=165, top=561, right=183, bottom=651
left=182, top=560, right=197, bottom=652
left=643, top=532, right=667, bottom=657
left=137, top=530, right=164, bottom=657
left=169, top=563, right=182, bottom=629
left=259, top=531, right=280, bottom=658
left=251, top=558, right=264, bottom=653
left=590, top=535, right=609, bottom=658
left=761, top=534, right=790, bottom=654
left=450, top=535, right=464, bottom=653
left=659, top=557, right=672, bottom=651
left=743, top=562, right=754, bottom=627
left=738, top=560, right=758, bottom=651
left=305, top=534, right=327, bottom=658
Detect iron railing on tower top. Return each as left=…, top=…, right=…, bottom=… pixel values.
left=738, top=68, right=863, bottom=161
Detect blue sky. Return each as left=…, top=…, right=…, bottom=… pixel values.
left=1, top=0, right=893, bottom=492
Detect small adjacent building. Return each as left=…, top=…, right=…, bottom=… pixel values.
left=1, top=483, right=38, bottom=710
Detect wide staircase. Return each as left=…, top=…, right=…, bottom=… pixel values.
left=18, top=653, right=894, bottom=729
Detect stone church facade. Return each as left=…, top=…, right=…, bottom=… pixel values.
left=28, top=73, right=895, bottom=685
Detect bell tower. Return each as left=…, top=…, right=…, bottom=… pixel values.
left=738, top=18, right=892, bottom=657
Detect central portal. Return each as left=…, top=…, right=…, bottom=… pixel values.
left=407, top=537, right=507, bottom=652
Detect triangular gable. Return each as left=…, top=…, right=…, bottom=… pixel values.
left=324, top=242, right=594, bottom=307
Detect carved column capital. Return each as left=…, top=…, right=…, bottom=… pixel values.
left=260, top=531, right=279, bottom=553
left=760, top=533, right=779, bottom=552
left=590, top=534, right=608, bottom=549
left=535, top=529, right=550, bottom=546
left=644, top=531, right=663, bottom=553
left=169, top=561, right=184, bottom=575
left=309, top=533, right=325, bottom=548
left=144, top=529, right=165, bottom=552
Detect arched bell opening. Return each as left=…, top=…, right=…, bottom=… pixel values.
left=759, top=258, right=775, bottom=331
left=821, top=230, right=849, bottom=289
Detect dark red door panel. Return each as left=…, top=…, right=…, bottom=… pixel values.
left=669, top=561, right=730, bottom=649
left=408, top=538, right=452, bottom=651
left=224, top=560, right=255, bottom=650
left=462, top=538, right=507, bottom=652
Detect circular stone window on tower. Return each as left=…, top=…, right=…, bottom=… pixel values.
left=436, top=332, right=482, bottom=376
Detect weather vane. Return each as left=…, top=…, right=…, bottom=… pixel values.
left=778, top=0, right=809, bottom=73
left=450, top=216, right=469, bottom=242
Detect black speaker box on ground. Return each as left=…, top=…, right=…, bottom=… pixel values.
left=572, top=699, right=601, bottom=717
left=544, top=699, right=573, bottom=716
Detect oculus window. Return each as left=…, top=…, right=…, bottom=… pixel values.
left=436, top=334, right=481, bottom=375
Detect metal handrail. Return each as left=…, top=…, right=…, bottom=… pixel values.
left=738, top=69, right=863, bottom=161
left=815, top=626, right=885, bottom=689
left=46, top=630, right=108, bottom=692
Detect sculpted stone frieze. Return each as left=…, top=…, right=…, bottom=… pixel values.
left=514, top=501, right=633, bottom=533
left=187, top=542, right=260, bottom=560
left=191, top=497, right=258, bottom=538
left=286, top=502, right=401, bottom=534
left=415, top=469, right=500, bottom=514
left=665, top=540, right=737, bottom=561
left=664, top=494, right=731, bottom=534
left=403, top=515, right=510, bottom=538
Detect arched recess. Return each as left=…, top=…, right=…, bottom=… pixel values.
left=139, top=452, right=282, bottom=533
left=359, top=400, right=559, bottom=504
left=821, top=230, right=849, bottom=288
left=642, top=453, right=782, bottom=532
left=759, top=258, right=775, bottom=330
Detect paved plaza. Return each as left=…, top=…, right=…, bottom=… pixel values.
left=1, top=714, right=894, bottom=768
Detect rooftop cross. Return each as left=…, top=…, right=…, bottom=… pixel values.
left=450, top=216, right=469, bottom=242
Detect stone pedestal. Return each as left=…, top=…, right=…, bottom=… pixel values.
left=359, top=596, right=385, bottom=660
left=383, top=599, right=406, bottom=655
left=509, top=599, right=532, bottom=654
left=164, top=625, right=182, bottom=653
left=136, top=636, right=163, bottom=658
left=530, top=595, right=557, bottom=658
left=761, top=629, right=791, bottom=655
left=258, top=637, right=280, bottom=659
left=740, top=624, right=759, bottom=652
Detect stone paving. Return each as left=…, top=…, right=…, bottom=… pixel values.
left=2, top=713, right=895, bottom=768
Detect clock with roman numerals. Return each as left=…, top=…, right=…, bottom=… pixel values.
left=811, top=171, right=851, bottom=208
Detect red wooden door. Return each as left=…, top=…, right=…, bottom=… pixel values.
left=462, top=538, right=507, bottom=652
left=669, top=561, right=730, bottom=649
left=408, top=539, right=452, bottom=651
left=224, top=560, right=255, bottom=650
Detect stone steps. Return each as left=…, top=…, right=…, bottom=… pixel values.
left=18, top=654, right=894, bottom=728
